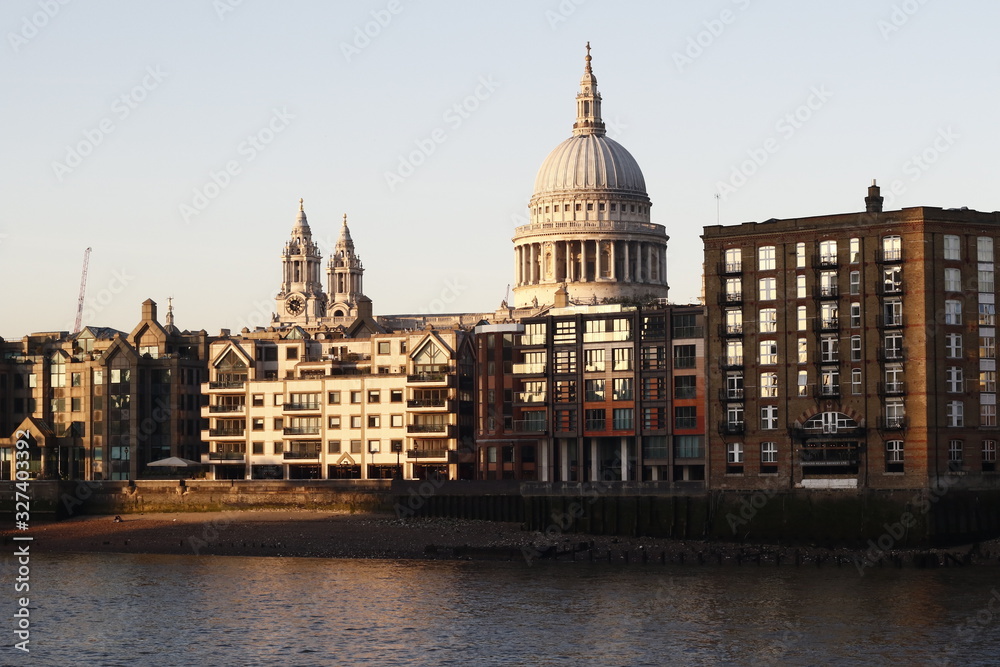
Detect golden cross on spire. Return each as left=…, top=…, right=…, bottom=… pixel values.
left=585, top=41, right=592, bottom=72
left=299, top=198, right=304, bottom=211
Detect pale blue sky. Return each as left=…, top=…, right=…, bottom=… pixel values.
left=2, top=0, right=998, bottom=337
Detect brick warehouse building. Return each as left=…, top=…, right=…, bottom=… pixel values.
left=703, top=182, right=1000, bottom=490
left=475, top=302, right=706, bottom=484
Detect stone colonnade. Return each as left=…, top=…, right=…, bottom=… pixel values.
left=514, top=238, right=667, bottom=286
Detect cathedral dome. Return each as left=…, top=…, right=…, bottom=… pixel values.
left=533, top=133, right=646, bottom=197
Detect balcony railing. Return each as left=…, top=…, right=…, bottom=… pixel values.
left=515, top=391, right=547, bottom=404
left=878, top=381, right=907, bottom=397
left=814, top=318, right=840, bottom=332
left=720, top=323, right=744, bottom=337
left=582, top=330, right=632, bottom=343
left=814, top=255, right=839, bottom=269
left=815, top=285, right=839, bottom=299
left=719, top=261, right=743, bottom=276
left=407, top=423, right=451, bottom=435
left=513, top=419, right=547, bottom=433
left=815, top=384, right=841, bottom=399
left=877, top=347, right=906, bottom=362
left=407, top=398, right=448, bottom=408
left=519, top=334, right=547, bottom=346
left=512, top=363, right=546, bottom=375
left=584, top=419, right=606, bottom=431
left=719, top=388, right=745, bottom=401
left=877, top=248, right=903, bottom=264
left=877, top=314, right=905, bottom=329
left=284, top=402, right=321, bottom=411
left=878, top=282, right=905, bottom=296
left=407, top=372, right=450, bottom=383
left=283, top=426, right=321, bottom=435
left=283, top=450, right=320, bottom=460
left=672, top=326, right=704, bottom=339
left=407, top=449, right=449, bottom=459
left=209, top=380, right=245, bottom=390
left=208, top=452, right=245, bottom=461
left=209, top=405, right=245, bottom=413
left=721, top=356, right=744, bottom=369
left=720, top=292, right=743, bottom=306
left=719, top=421, right=745, bottom=435
left=877, top=416, right=908, bottom=430
left=209, top=428, right=245, bottom=437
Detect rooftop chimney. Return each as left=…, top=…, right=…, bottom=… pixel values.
left=865, top=179, right=883, bottom=214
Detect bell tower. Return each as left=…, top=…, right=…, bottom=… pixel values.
left=277, top=199, right=326, bottom=323
left=326, top=214, right=372, bottom=320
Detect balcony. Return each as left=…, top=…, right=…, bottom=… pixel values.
left=519, top=334, right=547, bottom=346
left=719, top=421, right=745, bottom=435
left=673, top=326, right=704, bottom=339
left=512, top=363, right=546, bottom=375
left=719, top=261, right=743, bottom=276
left=209, top=427, right=245, bottom=437
left=720, top=292, right=743, bottom=306
left=877, top=314, right=905, bottom=330
left=407, top=372, right=453, bottom=384
left=721, top=356, right=744, bottom=370
left=814, top=318, right=840, bottom=333
left=878, top=282, right=905, bottom=296
left=877, top=347, right=906, bottom=362
left=512, top=419, right=547, bottom=433
left=284, top=402, right=321, bottom=412
left=407, top=448, right=449, bottom=459
left=208, top=451, right=245, bottom=461
left=584, top=419, right=606, bottom=431
left=582, top=330, right=632, bottom=343
left=407, top=398, right=450, bottom=409
left=720, top=323, right=744, bottom=337
left=877, top=416, right=908, bottom=430
left=209, top=405, right=245, bottom=414
left=815, top=384, right=841, bottom=399
left=515, top=391, right=547, bottom=404
left=815, top=285, right=839, bottom=299
left=283, top=449, right=320, bottom=460
left=815, top=353, right=840, bottom=366
left=813, top=255, right=839, bottom=269
left=283, top=426, right=321, bottom=436
left=877, top=248, right=903, bottom=264
left=878, top=381, right=907, bottom=397
left=209, top=380, right=245, bottom=390
left=407, top=424, right=455, bottom=437
left=719, top=388, right=745, bottom=402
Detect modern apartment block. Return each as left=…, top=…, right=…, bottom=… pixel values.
left=475, top=302, right=706, bottom=484
left=200, top=327, right=475, bottom=480
left=703, top=183, right=1000, bottom=490
left=0, top=299, right=208, bottom=480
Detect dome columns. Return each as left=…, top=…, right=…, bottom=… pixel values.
left=514, top=237, right=667, bottom=289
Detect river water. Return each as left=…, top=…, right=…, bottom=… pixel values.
left=6, top=552, right=1000, bottom=666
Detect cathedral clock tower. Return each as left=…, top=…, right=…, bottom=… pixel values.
left=277, top=199, right=326, bottom=323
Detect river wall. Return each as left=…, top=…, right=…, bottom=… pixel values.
left=3, top=480, right=999, bottom=548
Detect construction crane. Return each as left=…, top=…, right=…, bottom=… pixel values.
left=72, top=247, right=92, bottom=334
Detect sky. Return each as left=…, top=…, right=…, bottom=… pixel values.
left=2, top=0, right=999, bottom=339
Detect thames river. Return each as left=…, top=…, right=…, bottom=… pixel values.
left=7, top=552, right=1000, bottom=666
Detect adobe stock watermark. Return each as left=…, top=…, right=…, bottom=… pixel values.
left=672, top=0, right=752, bottom=73
left=416, top=278, right=467, bottom=315
left=933, top=588, right=1000, bottom=666
left=384, top=76, right=500, bottom=192
left=179, top=107, right=295, bottom=223
left=213, top=0, right=244, bottom=21
left=878, top=126, right=959, bottom=210
left=877, top=0, right=933, bottom=40
left=715, top=85, right=833, bottom=202
left=394, top=473, right=446, bottom=519
left=544, top=0, right=588, bottom=30
left=51, top=66, right=167, bottom=183
left=64, top=267, right=135, bottom=331
left=7, top=0, right=72, bottom=54
left=340, top=0, right=405, bottom=62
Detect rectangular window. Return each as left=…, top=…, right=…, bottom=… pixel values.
left=820, top=336, right=839, bottom=363
left=981, top=303, right=996, bottom=326
left=350, top=416, right=362, bottom=429
left=852, top=368, right=862, bottom=395
left=886, top=440, right=904, bottom=472
left=759, top=340, right=777, bottom=365
left=612, top=408, right=634, bottom=430
left=945, top=268, right=962, bottom=293
left=612, top=377, right=633, bottom=401
left=819, top=239, right=838, bottom=264
left=674, top=406, right=697, bottom=430
left=727, top=442, right=744, bottom=464
left=726, top=340, right=743, bottom=366
left=673, top=345, right=696, bottom=369
left=946, top=367, right=964, bottom=393
left=949, top=439, right=963, bottom=464
left=761, top=441, right=777, bottom=463
left=584, top=349, right=605, bottom=372
left=328, top=416, right=341, bottom=429
left=947, top=334, right=963, bottom=359
left=252, top=442, right=264, bottom=455
left=798, top=370, right=808, bottom=397
left=377, top=341, right=391, bottom=354
left=759, top=308, right=777, bottom=333
left=725, top=277, right=742, bottom=301
left=725, top=247, right=742, bottom=272
left=984, top=440, right=997, bottom=471
left=674, top=376, right=697, bottom=400
left=758, top=246, right=776, bottom=271
left=980, top=268, right=995, bottom=293
left=760, top=372, right=778, bottom=398
left=327, top=440, right=341, bottom=454
left=391, top=414, right=404, bottom=428
left=981, top=336, right=996, bottom=359
left=725, top=373, right=744, bottom=400
left=851, top=336, right=862, bottom=362
left=368, top=415, right=380, bottom=428
left=368, top=440, right=380, bottom=453
left=796, top=274, right=807, bottom=299
left=612, top=348, right=633, bottom=371
left=797, top=306, right=807, bottom=331
left=945, top=300, right=962, bottom=325
left=585, top=379, right=605, bottom=402
left=945, top=235, right=961, bottom=261
left=981, top=370, right=997, bottom=393
left=760, top=406, right=778, bottom=430
left=850, top=303, right=861, bottom=328
left=798, top=338, right=808, bottom=364
left=947, top=402, right=964, bottom=428
left=821, top=368, right=840, bottom=396
left=850, top=271, right=860, bottom=295
left=850, top=238, right=860, bottom=263
left=758, top=277, right=776, bottom=300
left=883, top=267, right=902, bottom=294
left=796, top=242, right=805, bottom=268
left=979, top=237, right=994, bottom=263
left=351, top=440, right=362, bottom=454
left=328, top=391, right=341, bottom=404
left=981, top=404, right=997, bottom=428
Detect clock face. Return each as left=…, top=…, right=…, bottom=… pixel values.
left=287, top=296, right=304, bottom=315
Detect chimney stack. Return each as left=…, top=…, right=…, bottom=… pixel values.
left=866, top=179, right=884, bottom=214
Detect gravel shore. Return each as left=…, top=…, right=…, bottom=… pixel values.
left=5, top=510, right=999, bottom=570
